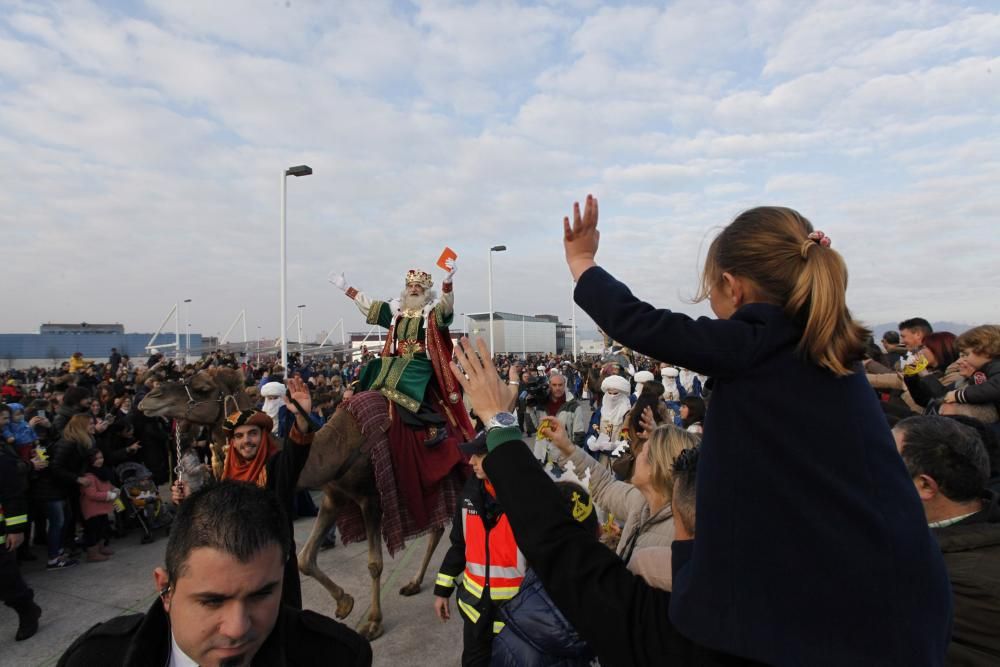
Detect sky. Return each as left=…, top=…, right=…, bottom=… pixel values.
left=2, top=0, right=998, bottom=342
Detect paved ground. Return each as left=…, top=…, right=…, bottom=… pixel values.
left=1, top=500, right=463, bottom=666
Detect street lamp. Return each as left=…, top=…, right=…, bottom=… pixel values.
left=297, top=304, right=306, bottom=356
left=256, top=325, right=262, bottom=364
left=183, top=298, right=192, bottom=361
left=280, top=164, right=312, bottom=372
left=488, top=245, right=507, bottom=358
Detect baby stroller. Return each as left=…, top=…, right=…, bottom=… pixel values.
left=114, top=462, right=173, bottom=544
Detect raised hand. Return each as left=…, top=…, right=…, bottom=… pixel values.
left=563, top=194, right=600, bottom=281
left=328, top=271, right=349, bottom=292
left=449, top=336, right=516, bottom=425
left=284, top=376, right=313, bottom=417
left=444, top=258, right=458, bottom=282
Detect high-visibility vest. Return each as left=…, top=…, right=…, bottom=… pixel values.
left=455, top=506, right=525, bottom=633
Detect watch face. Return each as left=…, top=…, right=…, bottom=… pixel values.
left=493, top=412, right=517, bottom=427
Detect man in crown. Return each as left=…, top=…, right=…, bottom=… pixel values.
left=330, top=261, right=475, bottom=446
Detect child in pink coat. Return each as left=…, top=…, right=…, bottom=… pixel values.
left=80, top=449, right=119, bottom=562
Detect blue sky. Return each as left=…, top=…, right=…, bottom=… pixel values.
left=2, top=0, right=998, bottom=341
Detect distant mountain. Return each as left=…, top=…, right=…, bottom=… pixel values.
left=868, top=321, right=974, bottom=338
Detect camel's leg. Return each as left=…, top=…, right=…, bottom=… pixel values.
left=399, top=524, right=445, bottom=596
left=297, top=490, right=355, bottom=620
left=355, top=496, right=384, bottom=641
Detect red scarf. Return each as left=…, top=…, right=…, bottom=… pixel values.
left=222, top=431, right=278, bottom=488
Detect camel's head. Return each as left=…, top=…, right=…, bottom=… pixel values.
left=139, top=368, right=248, bottom=425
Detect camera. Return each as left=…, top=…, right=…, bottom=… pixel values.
left=522, top=377, right=550, bottom=407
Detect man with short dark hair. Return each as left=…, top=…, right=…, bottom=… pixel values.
left=57, top=481, right=371, bottom=667
left=898, top=317, right=933, bottom=352
left=894, top=416, right=1000, bottom=664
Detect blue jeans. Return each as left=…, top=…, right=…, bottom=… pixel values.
left=44, top=499, right=66, bottom=560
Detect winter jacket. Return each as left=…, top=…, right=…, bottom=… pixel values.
left=0, top=444, right=30, bottom=546
left=483, top=265, right=952, bottom=667
left=51, top=402, right=84, bottom=438
left=28, top=443, right=65, bottom=502
left=49, top=436, right=91, bottom=495
left=57, top=598, right=371, bottom=667
left=904, top=364, right=958, bottom=408
left=2, top=405, right=38, bottom=450
left=955, top=360, right=1000, bottom=416
left=491, top=569, right=597, bottom=667
left=80, top=472, right=115, bottom=520
left=557, top=446, right=675, bottom=570
left=934, top=491, right=1000, bottom=666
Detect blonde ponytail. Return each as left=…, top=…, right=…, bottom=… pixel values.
left=696, top=207, right=868, bottom=376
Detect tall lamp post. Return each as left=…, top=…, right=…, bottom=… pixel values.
left=183, top=298, right=192, bottom=361
left=488, top=245, right=507, bottom=357
left=297, top=304, right=306, bottom=356
left=280, top=164, right=312, bottom=372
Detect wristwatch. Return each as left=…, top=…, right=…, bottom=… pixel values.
left=486, top=412, right=518, bottom=431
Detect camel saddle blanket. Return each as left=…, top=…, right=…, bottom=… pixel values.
left=339, top=392, right=462, bottom=556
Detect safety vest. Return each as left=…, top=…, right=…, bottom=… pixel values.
left=0, top=502, right=27, bottom=546
left=453, top=506, right=526, bottom=634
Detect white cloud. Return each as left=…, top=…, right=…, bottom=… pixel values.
left=1, top=0, right=998, bottom=338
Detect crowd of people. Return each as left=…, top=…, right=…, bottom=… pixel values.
left=2, top=201, right=1000, bottom=665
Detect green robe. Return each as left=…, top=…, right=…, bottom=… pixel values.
left=357, top=301, right=454, bottom=413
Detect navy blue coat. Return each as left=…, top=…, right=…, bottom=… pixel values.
left=491, top=569, right=596, bottom=667
left=483, top=266, right=952, bottom=667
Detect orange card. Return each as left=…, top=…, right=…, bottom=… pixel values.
left=436, top=247, right=457, bottom=270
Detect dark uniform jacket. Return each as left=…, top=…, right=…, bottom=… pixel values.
left=934, top=491, right=1000, bottom=666
left=56, top=598, right=372, bottom=667
left=0, top=443, right=30, bottom=545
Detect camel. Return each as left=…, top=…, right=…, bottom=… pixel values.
left=138, top=368, right=448, bottom=640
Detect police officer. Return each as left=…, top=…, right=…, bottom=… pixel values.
left=0, top=404, right=42, bottom=641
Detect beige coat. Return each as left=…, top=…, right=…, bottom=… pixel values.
left=559, top=446, right=675, bottom=586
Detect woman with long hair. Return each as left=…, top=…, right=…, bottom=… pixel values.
left=545, top=418, right=696, bottom=591
left=904, top=331, right=961, bottom=410
left=48, top=414, right=96, bottom=568
left=453, top=198, right=951, bottom=666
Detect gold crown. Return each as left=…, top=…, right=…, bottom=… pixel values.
left=405, top=269, right=433, bottom=289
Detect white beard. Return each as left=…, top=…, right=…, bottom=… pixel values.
left=399, top=289, right=435, bottom=313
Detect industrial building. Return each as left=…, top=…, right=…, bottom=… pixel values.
left=0, top=323, right=203, bottom=370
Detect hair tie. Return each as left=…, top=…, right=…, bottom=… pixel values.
left=800, top=230, right=832, bottom=259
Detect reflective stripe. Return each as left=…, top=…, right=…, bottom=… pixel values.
left=457, top=597, right=480, bottom=622
left=456, top=598, right=506, bottom=635
left=465, top=562, right=525, bottom=580
left=435, top=573, right=456, bottom=588
left=5, top=514, right=27, bottom=527
left=462, top=576, right=519, bottom=600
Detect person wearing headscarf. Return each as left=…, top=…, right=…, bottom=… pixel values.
left=586, top=375, right=633, bottom=460
left=170, top=377, right=316, bottom=608
left=632, top=370, right=655, bottom=402
left=260, top=381, right=287, bottom=435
